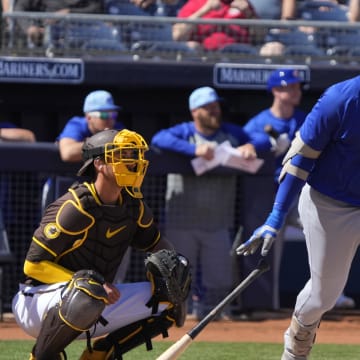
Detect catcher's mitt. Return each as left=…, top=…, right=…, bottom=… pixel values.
left=145, top=249, right=191, bottom=327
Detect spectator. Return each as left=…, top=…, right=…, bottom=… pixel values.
left=11, top=128, right=191, bottom=360
left=244, top=68, right=307, bottom=310
left=1, top=0, right=12, bottom=13
left=0, top=122, right=36, bottom=142
left=0, top=122, right=36, bottom=252
left=244, top=68, right=306, bottom=182
left=236, top=74, right=360, bottom=359
left=252, top=0, right=296, bottom=57
left=259, top=0, right=350, bottom=58
left=57, top=90, right=124, bottom=163
left=348, top=0, right=360, bottom=22
left=172, top=0, right=258, bottom=51
left=14, top=0, right=104, bottom=47
left=151, top=86, right=270, bottom=320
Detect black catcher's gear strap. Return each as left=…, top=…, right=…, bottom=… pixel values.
left=82, top=311, right=174, bottom=360
left=144, top=249, right=192, bottom=327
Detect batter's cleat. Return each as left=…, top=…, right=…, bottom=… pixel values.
left=282, top=315, right=320, bottom=360
left=334, top=293, right=355, bottom=309
left=281, top=349, right=308, bottom=360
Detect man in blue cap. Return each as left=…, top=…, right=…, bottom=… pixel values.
left=57, top=90, right=125, bottom=163
left=243, top=68, right=307, bottom=310
left=243, top=68, right=355, bottom=310
left=245, top=68, right=306, bottom=182
left=151, top=86, right=270, bottom=320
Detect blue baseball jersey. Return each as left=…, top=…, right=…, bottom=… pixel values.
left=56, top=116, right=125, bottom=141
left=151, top=121, right=270, bottom=155
left=244, top=109, right=306, bottom=180
left=301, top=75, right=360, bottom=206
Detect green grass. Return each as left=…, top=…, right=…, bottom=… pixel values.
left=1, top=341, right=360, bottom=360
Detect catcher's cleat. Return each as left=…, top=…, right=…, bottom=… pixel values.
left=79, top=348, right=110, bottom=360
left=29, top=351, right=67, bottom=360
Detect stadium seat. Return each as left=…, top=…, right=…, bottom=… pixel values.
left=45, top=21, right=124, bottom=56
left=325, top=31, right=360, bottom=48
left=265, top=29, right=320, bottom=47
left=131, top=40, right=199, bottom=60
left=323, top=30, right=360, bottom=61
left=105, top=0, right=152, bottom=15
left=219, top=43, right=259, bottom=55
left=218, top=43, right=260, bottom=62
left=130, top=22, right=173, bottom=42
left=284, top=44, right=325, bottom=57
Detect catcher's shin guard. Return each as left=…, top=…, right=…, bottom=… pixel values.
left=145, top=250, right=191, bottom=327
left=281, top=315, right=320, bottom=360
left=33, top=270, right=108, bottom=360
left=29, top=349, right=67, bottom=360
left=79, top=311, right=175, bottom=360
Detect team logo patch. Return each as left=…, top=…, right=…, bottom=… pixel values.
left=44, top=223, right=61, bottom=239
left=106, top=225, right=127, bottom=239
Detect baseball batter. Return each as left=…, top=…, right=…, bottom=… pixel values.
left=237, top=75, right=360, bottom=360
left=12, top=129, right=191, bottom=360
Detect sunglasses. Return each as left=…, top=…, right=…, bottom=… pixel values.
left=88, top=111, right=118, bottom=120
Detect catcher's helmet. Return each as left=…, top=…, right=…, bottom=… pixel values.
left=77, top=129, right=149, bottom=198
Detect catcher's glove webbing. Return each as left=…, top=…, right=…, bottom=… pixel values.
left=145, top=249, right=191, bottom=327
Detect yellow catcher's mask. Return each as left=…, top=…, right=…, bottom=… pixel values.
left=78, top=129, right=149, bottom=198
left=105, top=129, right=149, bottom=198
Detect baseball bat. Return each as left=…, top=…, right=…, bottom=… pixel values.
left=156, top=259, right=270, bottom=360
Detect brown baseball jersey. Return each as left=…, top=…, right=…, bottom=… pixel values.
left=24, top=182, right=160, bottom=285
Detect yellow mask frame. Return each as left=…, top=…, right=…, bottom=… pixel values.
left=104, top=130, right=149, bottom=198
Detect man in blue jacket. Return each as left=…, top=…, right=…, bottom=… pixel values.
left=151, top=86, right=270, bottom=320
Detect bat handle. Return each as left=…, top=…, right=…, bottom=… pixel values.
left=156, top=334, right=193, bottom=360
left=264, top=124, right=280, bottom=139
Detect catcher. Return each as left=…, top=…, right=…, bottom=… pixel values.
left=12, top=129, right=191, bottom=360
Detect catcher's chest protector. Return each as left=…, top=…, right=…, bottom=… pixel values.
left=54, top=185, right=140, bottom=282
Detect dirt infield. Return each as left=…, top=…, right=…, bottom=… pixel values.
left=2, top=310, right=360, bottom=344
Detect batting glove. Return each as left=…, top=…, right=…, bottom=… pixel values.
left=236, top=208, right=286, bottom=257
left=236, top=225, right=278, bottom=257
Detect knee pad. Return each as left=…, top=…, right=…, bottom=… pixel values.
left=34, top=270, right=108, bottom=360
left=60, top=269, right=108, bottom=331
